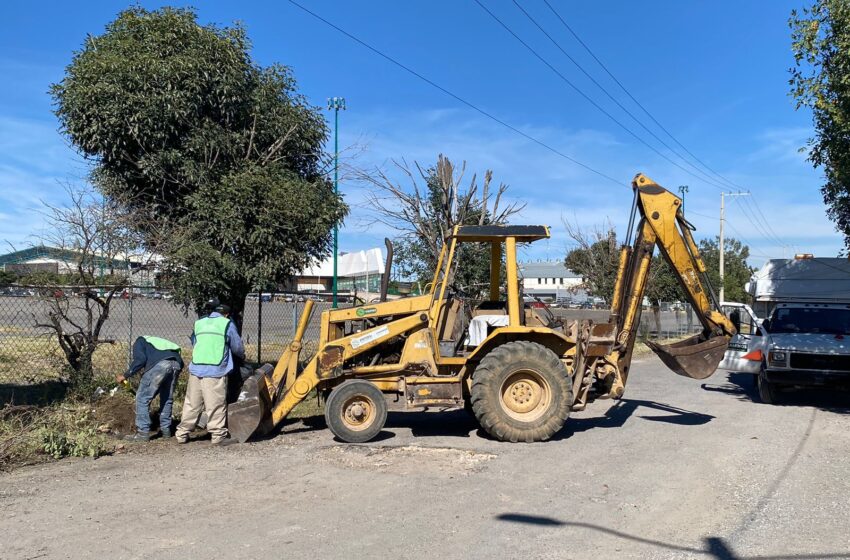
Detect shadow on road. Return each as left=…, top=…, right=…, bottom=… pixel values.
left=387, top=409, right=478, bottom=438
left=495, top=514, right=850, bottom=559
left=557, top=398, right=714, bottom=439
left=702, top=372, right=850, bottom=415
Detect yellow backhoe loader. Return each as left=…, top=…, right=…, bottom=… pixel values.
left=228, top=173, right=736, bottom=443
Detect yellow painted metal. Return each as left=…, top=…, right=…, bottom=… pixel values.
left=609, top=246, right=631, bottom=318
left=269, top=299, right=315, bottom=396
left=435, top=236, right=457, bottom=318
left=632, top=173, right=735, bottom=336
left=490, top=241, right=501, bottom=301
left=269, top=312, right=429, bottom=424
left=505, top=236, right=520, bottom=326
left=329, top=295, right=431, bottom=322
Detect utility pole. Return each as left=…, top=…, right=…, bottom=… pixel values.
left=719, top=190, right=750, bottom=302
left=677, top=185, right=689, bottom=214
left=328, top=97, right=346, bottom=308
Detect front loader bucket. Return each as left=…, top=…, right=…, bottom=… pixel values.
left=646, top=333, right=730, bottom=380
left=227, top=366, right=272, bottom=443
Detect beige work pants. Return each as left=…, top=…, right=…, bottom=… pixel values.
left=176, top=375, right=228, bottom=442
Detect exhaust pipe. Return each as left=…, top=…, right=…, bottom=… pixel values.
left=380, top=238, right=393, bottom=303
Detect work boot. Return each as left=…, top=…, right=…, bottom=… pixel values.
left=159, top=429, right=172, bottom=439
left=175, top=437, right=188, bottom=444
left=212, top=437, right=238, bottom=447
left=124, top=431, right=151, bottom=442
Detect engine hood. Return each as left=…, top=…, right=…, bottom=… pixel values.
left=767, top=333, right=850, bottom=354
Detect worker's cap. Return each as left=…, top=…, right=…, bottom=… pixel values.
left=204, top=297, right=220, bottom=312
left=215, top=303, right=231, bottom=315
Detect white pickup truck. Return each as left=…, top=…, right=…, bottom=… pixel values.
left=719, top=302, right=850, bottom=403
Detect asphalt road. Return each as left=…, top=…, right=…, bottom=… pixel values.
left=2, top=355, right=849, bottom=560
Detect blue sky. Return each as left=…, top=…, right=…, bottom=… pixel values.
left=0, top=0, right=842, bottom=268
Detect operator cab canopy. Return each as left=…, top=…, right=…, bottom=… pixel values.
left=450, top=224, right=550, bottom=243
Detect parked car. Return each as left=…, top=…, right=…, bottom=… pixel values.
left=719, top=302, right=850, bottom=404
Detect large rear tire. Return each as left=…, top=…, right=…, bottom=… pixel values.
left=471, top=341, right=572, bottom=442
left=325, top=380, right=388, bottom=443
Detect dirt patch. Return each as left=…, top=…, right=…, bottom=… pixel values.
left=92, top=394, right=138, bottom=436
left=313, top=444, right=496, bottom=476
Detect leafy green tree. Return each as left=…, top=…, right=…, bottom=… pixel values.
left=51, top=7, right=346, bottom=322
left=790, top=1, right=850, bottom=250
left=698, top=237, right=754, bottom=302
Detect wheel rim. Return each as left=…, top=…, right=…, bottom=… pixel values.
left=499, top=369, right=552, bottom=422
left=340, top=395, right=376, bottom=432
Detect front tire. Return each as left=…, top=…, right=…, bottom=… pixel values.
left=325, top=380, right=388, bottom=443
left=757, top=365, right=779, bottom=405
left=471, top=341, right=572, bottom=442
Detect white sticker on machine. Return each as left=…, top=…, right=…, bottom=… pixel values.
left=351, top=326, right=390, bottom=349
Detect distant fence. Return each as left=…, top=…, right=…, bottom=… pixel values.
left=0, top=285, right=704, bottom=386
left=0, top=285, right=335, bottom=385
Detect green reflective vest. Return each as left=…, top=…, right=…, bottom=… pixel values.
left=192, top=316, right=231, bottom=366
left=142, top=336, right=181, bottom=353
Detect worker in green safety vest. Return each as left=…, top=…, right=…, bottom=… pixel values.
left=175, top=299, right=245, bottom=446
left=118, top=335, right=185, bottom=442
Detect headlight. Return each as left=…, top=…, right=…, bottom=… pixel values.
left=769, top=350, right=787, bottom=365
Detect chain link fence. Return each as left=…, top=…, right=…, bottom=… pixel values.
left=0, top=286, right=335, bottom=385
left=0, top=284, right=704, bottom=386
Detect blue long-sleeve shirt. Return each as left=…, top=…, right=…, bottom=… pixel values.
left=188, top=312, right=245, bottom=378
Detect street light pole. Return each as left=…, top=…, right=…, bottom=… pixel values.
left=678, top=185, right=689, bottom=214
left=328, top=97, right=346, bottom=308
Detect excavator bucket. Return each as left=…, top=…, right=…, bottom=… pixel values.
left=647, top=333, right=730, bottom=380
left=228, top=365, right=273, bottom=443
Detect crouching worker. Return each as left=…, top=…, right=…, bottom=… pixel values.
left=176, top=302, right=244, bottom=446
left=117, top=336, right=184, bottom=442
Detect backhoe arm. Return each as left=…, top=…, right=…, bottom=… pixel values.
left=597, top=173, right=736, bottom=398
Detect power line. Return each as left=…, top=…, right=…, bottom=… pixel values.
left=473, top=0, right=732, bottom=192
left=732, top=197, right=788, bottom=254
left=741, top=196, right=788, bottom=249
left=285, top=0, right=626, bottom=187
left=510, top=0, right=731, bottom=192
left=541, top=0, right=745, bottom=192
left=688, top=210, right=779, bottom=260
left=723, top=219, right=782, bottom=260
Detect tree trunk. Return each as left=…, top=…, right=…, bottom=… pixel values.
left=224, top=284, right=250, bottom=335
left=651, top=302, right=662, bottom=339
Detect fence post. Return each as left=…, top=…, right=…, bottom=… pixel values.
left=292, top=299, right=298, bottom=338
left=257, top=293, right=263, bottom=364
left=127, top=288, right=134, bottom=366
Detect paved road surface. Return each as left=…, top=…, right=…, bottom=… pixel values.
left=2, top=356, right=848, bottom=560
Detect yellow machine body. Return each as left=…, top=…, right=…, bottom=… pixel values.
left=228, top=174, right=737, bottom=443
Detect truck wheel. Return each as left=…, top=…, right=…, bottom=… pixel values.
left=325, top=380, right=387, bottom=443
left=471, top=341, right=572, bottom=442
left=757, top=365, right=779, bottom=405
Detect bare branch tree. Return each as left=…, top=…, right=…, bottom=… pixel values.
left=32, top=184, right=144, bottom=389
left=357, top=154, right=526, bottom=266
left=562, top=215, right=619, bottom=302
